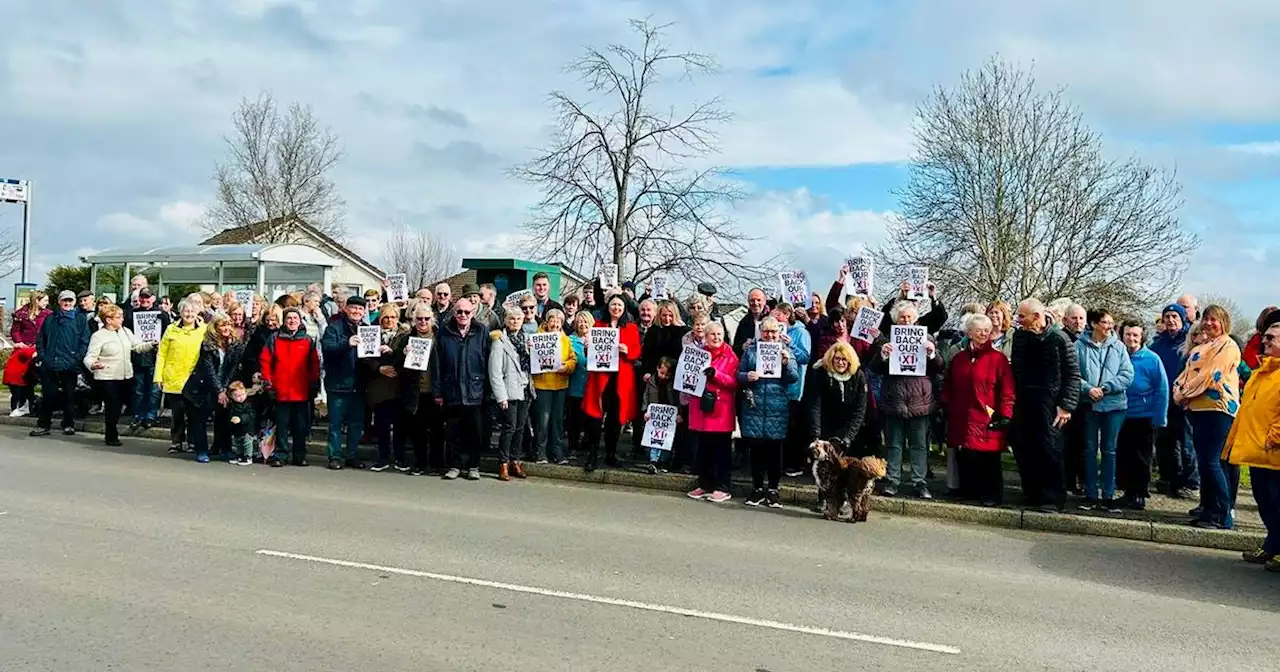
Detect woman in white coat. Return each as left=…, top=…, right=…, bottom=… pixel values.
left=489, top=306, right=534, bottom=481
left=84, top=304, right=148, bottom=446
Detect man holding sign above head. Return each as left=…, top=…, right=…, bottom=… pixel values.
left=581, top=294, right=642, bottom=472
left=737, top=317, right=799, bottom=508
left=877, top=274, right=948, bottom=337
left=867, top=301, right=942, bottom=499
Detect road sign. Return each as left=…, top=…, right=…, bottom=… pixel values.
left=0, top=178, right=28, bottom=203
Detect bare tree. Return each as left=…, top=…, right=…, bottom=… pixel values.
left=512, top=19, right=780, bottom=297
left=380, top=222, right=460, bottom=290
left=205, top=93, right=346, bottom=242
left=876, top=59, right=1198, bottom=315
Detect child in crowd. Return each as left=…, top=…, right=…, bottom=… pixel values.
left=226, top=381, right=257, bottom=466
left=642, top=356, right=680, bottom=474
left=4, top=346, right=38, bottom=417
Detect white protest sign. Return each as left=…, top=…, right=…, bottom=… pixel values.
left=674, top=344, right=710, bottom=396
left=598, top=264, right=619, bottom=290
left=528, top=332, right=562, bottom=375
left=890, top=325, right=928, bottom=377
left=906, top=267, right=929, bottom=301
left=233, top=289, right=255, bottom=309
left=652, top=274, right=669, bottom=301
left=642, top=403, right=678, bottom=452
left=386, top=273, right=409, bottom=303
left=852, top=306, right=883, bottom=344
left=404, top=337, right=432, bottom=371
left=846, top=257, right=874, bottom=297
left=503, top=289, right=533, bottom=309
left=133, top=311, right=162, bottom=343
left=357, top=325, right=381, bottom=359
left=587, top=327, right=619, bottom=372
left=916, top=295, right=933, bottom=319
left=778, top=270, right=811, bottom=308
left=756, top=341, right=783, bottom=379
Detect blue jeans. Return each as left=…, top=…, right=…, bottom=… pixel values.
left=132, top=367, right=162, bottom=421
left=1251, top=467, right=1280, bottom=554
left=883, top=415, right=929, bottom=488
left=327, top=392, right=365, bottom=461
left=1188, top=411, right=1236, bottom=528
left=1083, top=409, right=1125, bottom=501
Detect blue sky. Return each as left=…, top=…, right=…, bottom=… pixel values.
left=3, top=0, right=1280, bottom=317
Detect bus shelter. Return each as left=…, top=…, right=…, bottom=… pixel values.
left=80, top=243, right=340, bottom=300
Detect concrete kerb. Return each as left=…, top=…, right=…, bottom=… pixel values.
left=0, top=415, right=1265, bottom=553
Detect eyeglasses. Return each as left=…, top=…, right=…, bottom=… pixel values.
left=414, top=316, right=432, bottom=322
left=455, top=310, right=473, bottom=316
left=521, top=306, right=536, bottom=312
left=761, top=329, right=780, bottom=335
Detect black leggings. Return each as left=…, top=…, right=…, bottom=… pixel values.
left=165, top=393, right=189, bottom=447
left=745, top=437, right=783, bottom=491
left=585, top=375, right=621, bottom=465
left=695, top=431, right=733, bottom=492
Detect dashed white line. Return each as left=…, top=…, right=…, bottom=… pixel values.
left=255, top=549, right=960, bottom=655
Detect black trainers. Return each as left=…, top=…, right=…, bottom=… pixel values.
left=1102, top=499, right=1123, bottom=514
left=766, top=490, right=782, bottom=509
left=394, top=463, right=411, bottom=473
left=1243, top=547, right=1274, bottom=564
left=916, top=485, right=933, bottom=500
left=328, top=459, right=343, bottom=470
left=369, top=463, right=391, bottom=472
left=292, top=458, right=309, bottom=468
left=744, top=490, right=767, bottom=507
left=645, top=462, right=658, bottom=475
left=267, top=457, right=285, bottom=468
left=105, top=438, right=122, bottom=447
left=29, top=428, right=50, bottom=437
left=345, top=459, right=366, bottom=470
left=167, top=443, right=183, bottom=454
left=1077, top=499, right=1097, bottom=511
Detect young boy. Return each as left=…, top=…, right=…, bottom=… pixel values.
left=641, top=357, right=679, bottom=475
left=227, top=382, right=257, bottom=466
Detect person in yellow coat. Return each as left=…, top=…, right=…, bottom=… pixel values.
left=1223, top=316, right=1280, bottom=572
left=531, top=308, right=577, bottom=465
left=154, top=300, right=208, bottom=453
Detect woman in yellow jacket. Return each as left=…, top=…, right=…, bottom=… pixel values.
left=154, top=300, right=208, bottom=453
left=532, top=308, right=577, bottom=465
left=1223, top=317, right=1280, bottom=572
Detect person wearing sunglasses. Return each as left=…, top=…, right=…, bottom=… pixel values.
left=394, top=304, right=443, bottom=475
left=434, top=297, right=489, bottom=481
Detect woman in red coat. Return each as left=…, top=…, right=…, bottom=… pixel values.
left=943, top=313, right=1015, bottom=506
left=582, top=294, right=642, bottom=472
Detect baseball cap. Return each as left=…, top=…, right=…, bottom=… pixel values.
left=58, top=290, right=76, bottom=302
left=346, top=296, right=367, bottom=308
left=138, top=289, right=154, bottom=299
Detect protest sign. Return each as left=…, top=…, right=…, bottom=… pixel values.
left=233, top=289, right=255, bottom=308
left=674, top=344, right=710, bottom=396
left=916, top=295, right=933, bottom=318
left=386, top=273, right=409, bottom=303
left=502, top=289, right=532, bottom=309
left=756, top=341, right=783, bottom=379
left=906, top=267, right=929, bottom=300
left=852, top=306, right=883, bottom=344
left=528, top=332, right=562, bottom=375
left=133, top=311, right=162, bottom=343
left=778, top=270, right=811, bottom=308
left=598, top=264, right=619, bottom=290
left=403, top=337, right=432, bottom=371
left=890, top=325, right=927, bottom=377
left=642, top=403, right=678, bottom=452
left=846, top=257, right=874, bottom=297
left=587, top=327, right=619, bottom=372
left=652, top=274, right=669, bottom=301
left=357, top=325, right=381, bottom=359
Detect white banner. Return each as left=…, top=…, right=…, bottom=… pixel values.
left=852, top=306, right=883, bottom=344
left=846, top=256, right=874, bottom=297
left=778, top=270, right=811, bottom=308
left=906, top=267, right=929, bottom=301
left=503, top=289, right=532, bottom=309
left=386, top=273, right=409, bottom=303
left=528, top=332, right=562, bottom=375
left=598, top=264, right=619, bottom=291
left=642, top=403, right=678, bottom=452
left=674, top=344, right=710, bottom=396
left=890, top=325, right=927, bottom=377
left=233, top=289, right=255, bottom=309
left=756, top=341, right=783, bottom=379
left=357, top=325, right=381, bottom=358
left=652, top=274, right=669, bottom=301
left=404, top=336, right=433, bottom=371
left=133, top=311, right=162, bottom=343
left=587, top=327, right=619, bottom=372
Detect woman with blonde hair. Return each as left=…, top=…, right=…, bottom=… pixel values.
left=156, top=299, right=208, bottom=453
left=807, top=341, right=869, bottom=454
left=986, top=300, right=1014, bottom=358
left=182, top=314, right=244, bottom=463
left=84, top=303, right=148, bottom=446
left=565, top=310, right=594, bottom=462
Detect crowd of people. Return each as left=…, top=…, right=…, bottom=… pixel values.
left=5, top=265, right=1280, bottom=573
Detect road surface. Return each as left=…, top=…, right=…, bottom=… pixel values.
left=1, top=428, right=1277, bottom=671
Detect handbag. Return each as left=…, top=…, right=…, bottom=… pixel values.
left=699, top=389, right=718, bottom=413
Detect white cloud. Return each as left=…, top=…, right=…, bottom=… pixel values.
left=1226, top=141, right=1280, bottom=156
left=94, top=201, right=207, bottom=242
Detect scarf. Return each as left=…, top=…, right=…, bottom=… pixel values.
left=510, top=328, right=530, bottom=373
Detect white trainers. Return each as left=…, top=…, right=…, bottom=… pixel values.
left=9, top=403, right=28, bottom=417
left=442, top=468, right=461, bottom=480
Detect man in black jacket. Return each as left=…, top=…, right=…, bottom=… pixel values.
left=434, top=297, right=489, bottom=481
left=123, top=289, right=169, bottom=429
left=1010, top=298, right=1082, bottom=512
left=30, top=291, right=92, bottom=437
left=732, top=288, right=769, bottom=356
left=530, top=272, right=563, bottom=324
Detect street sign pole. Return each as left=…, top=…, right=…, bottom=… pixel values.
left=20, top=181, right=31, bottom=283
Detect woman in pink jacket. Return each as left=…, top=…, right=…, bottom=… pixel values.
left=685, top=322, right=739, bottom=503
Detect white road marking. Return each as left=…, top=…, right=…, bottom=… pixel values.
left=256, top=549, right=960, bottom=655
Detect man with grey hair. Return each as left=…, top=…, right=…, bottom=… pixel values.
left=1046, top=298, right=1073, bottom=327
left=1176, top=293, right=1199, bottom=324
left=1010, top=298, right=1081, bottom=512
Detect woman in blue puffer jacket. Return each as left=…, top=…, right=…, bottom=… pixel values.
left=737, top=317, right=799, bottom=508
left=1118, top=319, right=1168, bottom=510
left=1076, top=308, right=1135, bottom=512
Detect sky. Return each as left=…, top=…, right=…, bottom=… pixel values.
left=3, top=0, right=1280, bottom=318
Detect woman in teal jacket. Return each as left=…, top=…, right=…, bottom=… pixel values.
left=1076, top=308, right=1135, bottom=511
left=565, top=311, right=592, bottom=465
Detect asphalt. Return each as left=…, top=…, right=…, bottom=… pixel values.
left=2, top=428, right=1279, bottom=671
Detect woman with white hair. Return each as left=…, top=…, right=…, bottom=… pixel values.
left=943, top=313, right=1016, bottom=505
left=868, top=301, right=942, bottom=498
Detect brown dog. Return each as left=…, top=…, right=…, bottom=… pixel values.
left=811, top=440, right=888, bottom=523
